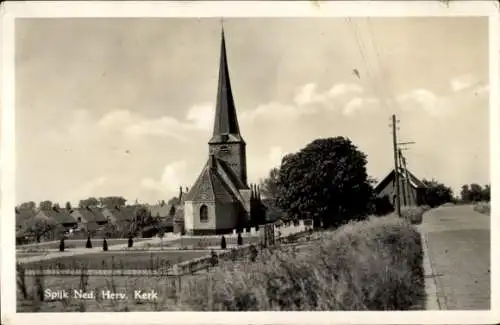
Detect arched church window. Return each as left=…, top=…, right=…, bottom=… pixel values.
left=200, top=205, right=209, bottom=223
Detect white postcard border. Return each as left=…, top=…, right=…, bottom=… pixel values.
left=1, top=1, right=498, bottom=324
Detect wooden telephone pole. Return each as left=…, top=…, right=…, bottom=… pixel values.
left=391, top=114, right=401, bottom=217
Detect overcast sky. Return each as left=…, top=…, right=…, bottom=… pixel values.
left=15, top=17, right=489, bottom=205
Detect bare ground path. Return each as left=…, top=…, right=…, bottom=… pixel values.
left=417, top=205, right=490, bottom=310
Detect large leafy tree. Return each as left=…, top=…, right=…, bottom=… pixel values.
left=259, top=167, right=281, bottom=203
left=422, top=179, right=453, bottom=208
left=39, top=200, right=53, bottom=210
left=277, top=137, right=373, bottom=229
left=460, top=183, right=489, bottom=202
left=99, top=196, right=127, bottom=208
left=18, top=201, right=36, bottom=210
left=25, top=218, right=58, bottom=243
left=79, top=197, right=99, bottom=208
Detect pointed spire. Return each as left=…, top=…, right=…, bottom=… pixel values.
left=210, top=24, right=242, bottom=142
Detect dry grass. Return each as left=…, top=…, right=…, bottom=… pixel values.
left=17, top=215, right=424, bottom=311
left=473, top=201, right=490, bottom=216
left=173, top=215, right=424, bottom=311
left=397, top=205, right=429, bottom=225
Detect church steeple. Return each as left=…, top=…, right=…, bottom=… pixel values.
left=209, top=25, right=243, bottom=144
left=208, top=23, right=247, bottom=186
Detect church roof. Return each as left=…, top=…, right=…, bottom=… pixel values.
left=183, top=155, right=248, bottom=204
left=209, top=26, right=244, bottom=144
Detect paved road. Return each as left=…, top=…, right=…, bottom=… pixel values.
left=418, top=205, right=490, bottom=310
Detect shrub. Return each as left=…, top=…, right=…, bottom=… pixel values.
left=128, top=236, right=133, bottom=248
left=59, top=238, right=65, bottom=252
left=103, top=239, right=108, bottom=251
left=85, top=236, right=92, bottom=249
left=237, top=233, right=243, bottom=246
left=473, top=201, right=490, bottom=215
left=221, top=236, right=227, bottom=250
left=398, top=206, right=426, bottom=225
left=174, top=215, right=424, bottom=311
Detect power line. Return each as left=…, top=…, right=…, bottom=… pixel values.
left=345, top=18, right=391, bottom=116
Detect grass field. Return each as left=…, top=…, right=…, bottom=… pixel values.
left=17, top=238, right=150, bottom=250
left=146, top=236, right=261, bottom=249
left=20, top=251, right=210, bottom=270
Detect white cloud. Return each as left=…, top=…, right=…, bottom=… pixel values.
left=243, top=82, right=371, bottom=122
left=450, top=74, right=476, bottom=92
left=68, top=176, right=107, bottom=202
left=124, top=116, right=195, bottom=142
left=97, top=110, right=135, bottom=130
left=343, top=97, right=379, bottom=116
left=268, top=146, right=285, bottom=168
left=328, top=83, right=364, bottom=97
left=241, top=101, right=318, bottom=122
left=294, top=83, right=327, bottom=106
left=293, top=82, right=365, bottom=107
left=396, top=89, right=452, bottom=116
left=97, top=109, right=201, bottom=142
left=186, top=103, right=215, bottom=131
left=141, top=160, right=189, bottom=197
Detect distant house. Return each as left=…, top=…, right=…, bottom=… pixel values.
left=36, top=207, right=77, bottom=228
left=148, top=202, right=175, bottom=232
left=102, top=206, right=136, bottom=224
left=15, top=207, right=37, bottom=232
left=69, top=207, right=108, bottom=234
left=374, top=167, right=427, bottom=207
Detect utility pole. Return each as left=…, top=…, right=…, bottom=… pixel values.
left=398, top=149, right=407, bottom=206
left=398, top=141, right=415, bottom=206
left=399, top=150, right=413, bottom=205
left=399, top=149, right=413, bottom=206
left=391, top=114, right=401, bottom=216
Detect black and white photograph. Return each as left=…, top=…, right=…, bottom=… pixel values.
left=1, top=1, right=498, bottom=323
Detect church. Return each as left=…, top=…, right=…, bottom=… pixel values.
left=181, top=27, right=265, bottom=235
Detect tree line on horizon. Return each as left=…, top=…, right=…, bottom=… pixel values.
left=16, top=196, right=176, bottom=212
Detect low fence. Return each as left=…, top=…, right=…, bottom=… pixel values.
left=18, top=231, right=315, bottom=278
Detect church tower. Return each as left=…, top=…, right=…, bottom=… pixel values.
left=182, top=25, right=257, bottom=236
left=208, top=26, right=248, bottom=186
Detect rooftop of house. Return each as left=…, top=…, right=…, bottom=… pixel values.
left=374, top=167, right=427, bottom=193
left=39, top=207, right=76, bottom=224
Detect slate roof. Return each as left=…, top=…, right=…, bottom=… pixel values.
left=183, top=155, right=247, bottom=205
left=149, top=203, right=174, bottom=218
left=374, top=167, right=427, bottom=194
left=104, top=205, right=143, bottom=222
left=70, top=207, right=107, bottom=223
left=88, top=207, right=107, bottom=223
left=15, top=208, right=37, bottom=228
left=209, top=26, right=244, bottom=145
left=39, top=208, right=76, bottom=225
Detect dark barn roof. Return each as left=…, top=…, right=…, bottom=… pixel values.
left=374, top=167, right=427, bottom=194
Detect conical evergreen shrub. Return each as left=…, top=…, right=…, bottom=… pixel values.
left=103, top=238, right=108, bottom=251
left=59, top=238, right=65, bottom=252
left=86, top=235, right=92, bottom=249
left=221, top=235, right=227, bottom=250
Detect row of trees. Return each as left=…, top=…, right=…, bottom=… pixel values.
left=460, top=184, right=490, bottom=203
left=17, top=196, right=148, bottom=211
left=259, top=136, right=462, bottom=229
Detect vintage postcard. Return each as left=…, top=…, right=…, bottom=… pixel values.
left=1, top=1, right=499, bottom=324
